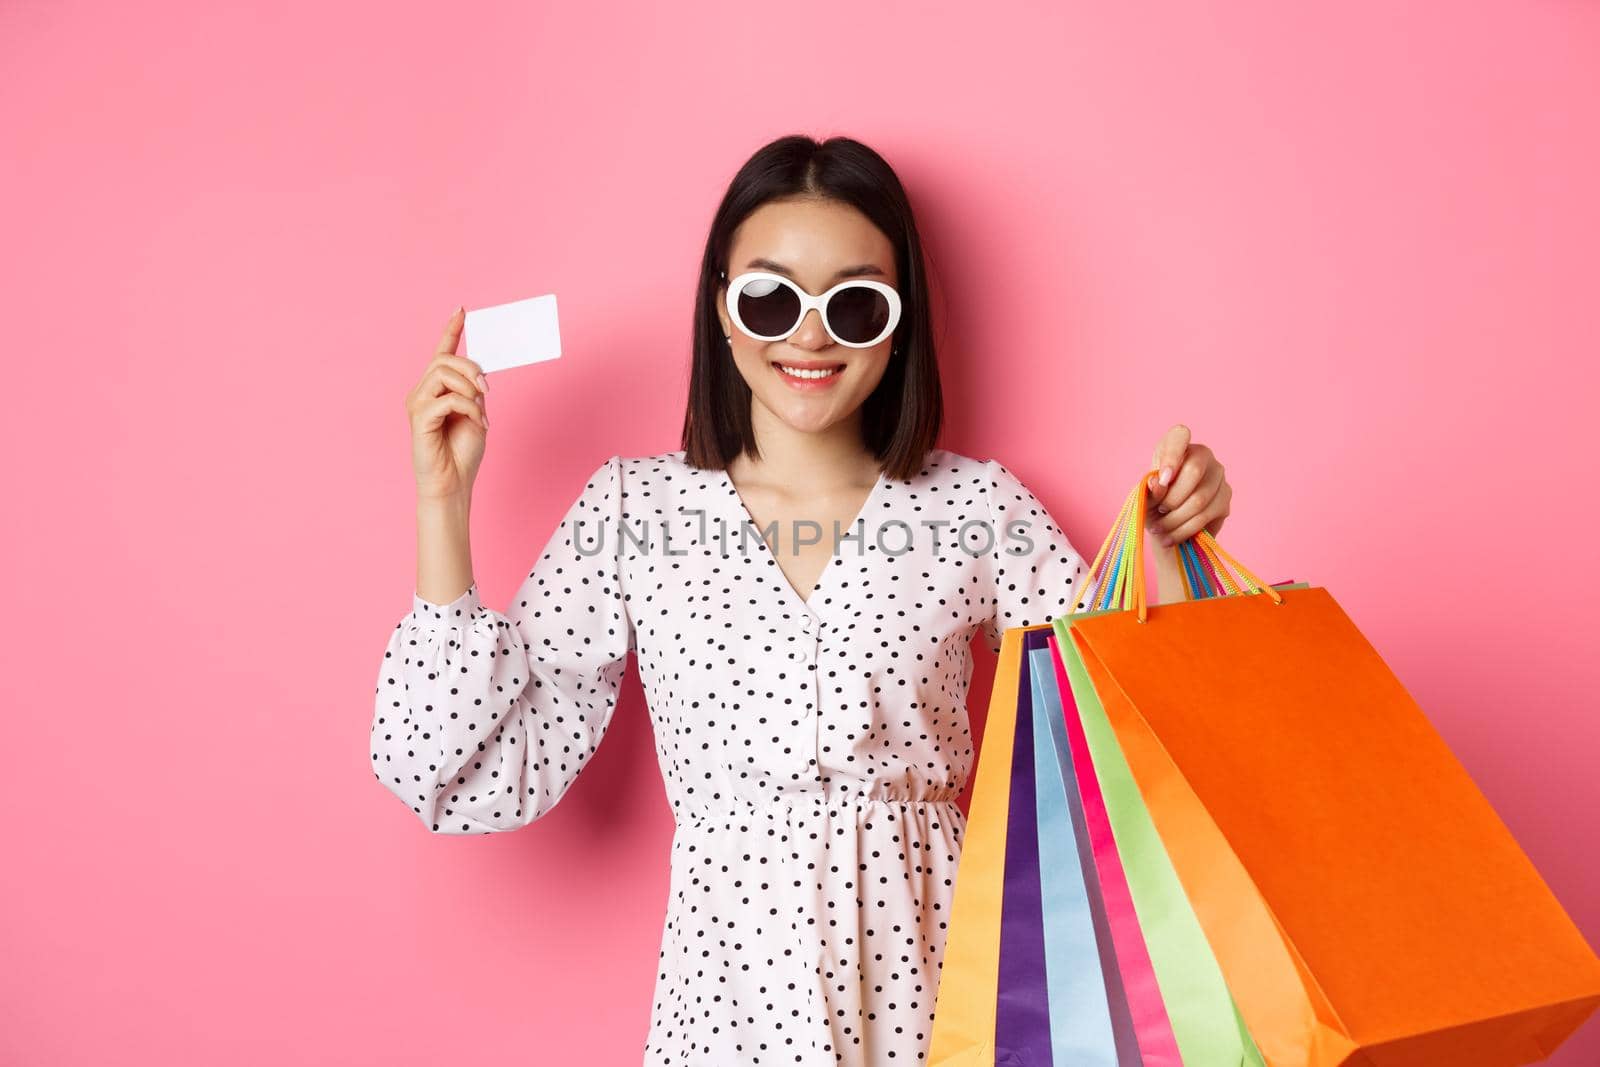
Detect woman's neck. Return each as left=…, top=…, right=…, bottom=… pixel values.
left=729, top=402, right=879, bottom=494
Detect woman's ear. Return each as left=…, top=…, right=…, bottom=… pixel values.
left=715, top=278, right=731, bottom=339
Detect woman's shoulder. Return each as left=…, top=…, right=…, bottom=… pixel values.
left=592, top=449, right=720, bottom=502
left=614, top=449, right=693, bottom=474
left=903, top=446, right=1020, bottom=491
left=914, top=449, right=1059, bottom=526
left=569, top=449, right=694, bottom=477
left=912, top=446, right=997, bottom=476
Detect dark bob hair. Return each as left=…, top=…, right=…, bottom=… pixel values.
left=679, top=134, right=942, bottom=483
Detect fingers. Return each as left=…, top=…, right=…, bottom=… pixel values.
left=422, top=307, right=488, bottom=387
left=430, top=354, right=489, bottom=393
left=1147, top=424, right=1192, bottom=492
left=437, top=306, right=465, bottom=357
left=407, top=309, right=491, bottom=431
left=1149, top=456, right=1224, bottom=541
left=429, top=365, right=484, bottom=405
left=1151, top=444, right=1211, bottom=512
left=1160, top=479, right=1232, bottom=545
left=413, top=359, right=488, bottom=426
left=1152, top=455, right=1216, bottom=525
left=418, top=390, right=488, bottom=436
left=432, top=307, right=488, bottom=386
left=421, top=310, right=487, bottom=395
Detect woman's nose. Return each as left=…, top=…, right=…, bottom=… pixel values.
left=789, top=308, right=831, bottom=349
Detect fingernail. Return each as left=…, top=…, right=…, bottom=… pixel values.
left=1158, top=466, right=1174, bottom=487
left=456, top=304, right=464, bottom=315
left=1157, top=504, right=1169, bottom=514
left=1160, top=534, right=1173, bottom=546
left=476, top=373, right=489, bottom=392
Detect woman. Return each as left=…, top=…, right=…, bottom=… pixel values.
left=372, top=134, right=1234, bottom=1064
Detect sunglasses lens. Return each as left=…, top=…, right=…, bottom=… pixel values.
left=735, top=277, right=801, bottom=338
left=827, top=285, right=893, bottom=345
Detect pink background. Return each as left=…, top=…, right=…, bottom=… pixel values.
left=4, top=1, right=1597, bottom=1062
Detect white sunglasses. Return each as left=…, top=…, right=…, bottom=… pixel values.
left=722, top=270, right=902, bottom=349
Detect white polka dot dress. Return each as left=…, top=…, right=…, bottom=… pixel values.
left=371, top=447, right=1088, bottom=1065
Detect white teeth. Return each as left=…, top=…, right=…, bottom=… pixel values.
left=777, top=364, right=841, bottom=380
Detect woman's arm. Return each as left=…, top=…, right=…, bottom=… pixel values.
left=415, top=492, right=475, bottom=605
left=371, top=455, right=634, bottom=835
left=979, top=458, right=1091, bottom=651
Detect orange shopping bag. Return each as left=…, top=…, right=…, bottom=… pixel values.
left=1055, top=470, right=1600, bottom=1067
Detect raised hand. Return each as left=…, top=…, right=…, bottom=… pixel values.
left=1144, top=423, right=1233, bottom=546
left=406, top=306, right=490, bottom=502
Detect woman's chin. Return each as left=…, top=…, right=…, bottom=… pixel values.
left=754, top=390, right=857, bottom=436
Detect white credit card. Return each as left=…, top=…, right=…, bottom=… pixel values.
left=464, top=293, right=561, bottom=373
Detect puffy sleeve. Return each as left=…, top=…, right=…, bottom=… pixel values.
left=370, top=454, right=634, bottom=834
left=977, top=457, right=1092, bottom=655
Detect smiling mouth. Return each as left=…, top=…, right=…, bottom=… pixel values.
left=773, top=361, right=846, bottom=381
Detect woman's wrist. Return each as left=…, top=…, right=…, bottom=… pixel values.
left=1147, top=530, right=1186, bottom=606
left=416, top=489, right=471, bottom=520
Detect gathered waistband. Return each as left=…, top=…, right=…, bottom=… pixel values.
left=676, top=790, right=965, bottom=830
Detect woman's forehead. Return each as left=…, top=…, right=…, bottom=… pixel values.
left=730, top=199, right=896, bottom=282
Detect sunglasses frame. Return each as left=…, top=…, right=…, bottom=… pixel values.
left=722, top=270, right=903, bottom=349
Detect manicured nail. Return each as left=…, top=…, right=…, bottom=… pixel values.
left=1158, top=466, right=1174, bottom=487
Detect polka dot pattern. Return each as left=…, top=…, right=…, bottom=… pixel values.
left=371, top=447, right=1088, bottom=1064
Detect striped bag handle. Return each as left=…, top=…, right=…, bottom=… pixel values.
left=1072, top=468, right=1284, bottom=624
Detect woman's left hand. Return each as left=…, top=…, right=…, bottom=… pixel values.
left=1144, top=424, right=1232, bottom=546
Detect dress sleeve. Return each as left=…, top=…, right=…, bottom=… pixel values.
left=978, top=457, right=1092, bottom=655
left=370, top=454, right=634, bottom=834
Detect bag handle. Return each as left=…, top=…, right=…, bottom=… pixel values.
left=1071, top=468, right=1284, bottom=624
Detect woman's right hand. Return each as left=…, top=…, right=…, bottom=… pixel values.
left=407, top=307, right=491, bottom=502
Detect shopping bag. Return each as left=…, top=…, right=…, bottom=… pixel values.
left=1059, top=470, right=1600, bottom=1067
left=1053, top=613, right=1266, bottom=1067
left=992, top=629, right=1128, bottom=1064
left=1045, top=477, right=1283, bottom=1065
left=995, top=626, right=1058, bottom=1062
left=933, top=482, right=1272, bottom=1067
left=1028, top=641, right=1145, bottom=1065
left=1037, top=636, right=1182, bottom=1067
left=931, top=624, right=1129, bottom=1066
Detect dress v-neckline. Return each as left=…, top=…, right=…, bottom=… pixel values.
left=715, top=462, right=888, bottom=616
